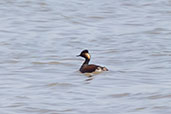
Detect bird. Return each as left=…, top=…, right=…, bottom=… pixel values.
left=77, top=49, right=108, bottom=75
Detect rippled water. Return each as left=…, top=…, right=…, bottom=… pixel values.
left=0, top=0, right=171, bottom=114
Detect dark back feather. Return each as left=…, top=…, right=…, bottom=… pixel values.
left=80, top=64, right=99, bottom=73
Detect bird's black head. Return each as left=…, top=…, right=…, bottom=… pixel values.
left=77, top=49, right=90, bottom=59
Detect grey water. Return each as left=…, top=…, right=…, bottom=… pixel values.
left=0, top=0, right=171, bottom=114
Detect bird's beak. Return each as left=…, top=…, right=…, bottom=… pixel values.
left=76, top=55, right=80, bottom=57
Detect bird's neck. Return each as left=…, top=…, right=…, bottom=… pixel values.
left=83, top=58, right=90, bottom=65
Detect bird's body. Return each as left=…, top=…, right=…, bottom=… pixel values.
left=77, top=50, right=108, bottom=75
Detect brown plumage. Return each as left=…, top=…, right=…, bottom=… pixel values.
left=77, top=50, right=108, bottom=73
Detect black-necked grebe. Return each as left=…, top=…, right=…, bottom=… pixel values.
left=77, top=50, right=108, bottom=74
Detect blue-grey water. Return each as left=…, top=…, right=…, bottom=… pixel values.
left=0, top=0, right=171, bottom=114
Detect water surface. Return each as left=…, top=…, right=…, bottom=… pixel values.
left=0, top=0, right=171, bottom=114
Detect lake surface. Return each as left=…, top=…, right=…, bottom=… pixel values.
left=0, top=0, right=171, bottom=114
